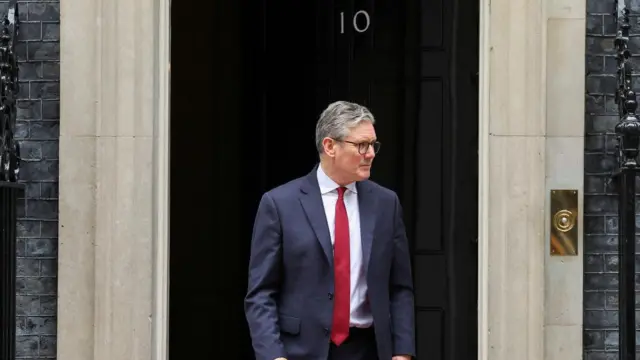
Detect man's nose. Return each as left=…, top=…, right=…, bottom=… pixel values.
left=364, top=147, right=375, bottom=158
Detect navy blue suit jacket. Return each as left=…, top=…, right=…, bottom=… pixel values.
left=244, top=167, right=416, bottom=360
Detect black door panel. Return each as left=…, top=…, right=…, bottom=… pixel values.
left=169, top=0, right=477, bottom=358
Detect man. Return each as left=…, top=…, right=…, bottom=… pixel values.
left=245, top=101, right=415, bottom=360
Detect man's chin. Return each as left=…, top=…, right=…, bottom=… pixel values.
left=356, top=167, right=371, bottom=179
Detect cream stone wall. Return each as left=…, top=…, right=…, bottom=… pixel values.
left=478, top=0, right=585, bottom=359
left=56, top=0, right=585, bottom=359
left=478, top=0, right=546, bottom=357
left=544, top=0, right=585, bottom=358
left=58, top=0, right=169, bottom=358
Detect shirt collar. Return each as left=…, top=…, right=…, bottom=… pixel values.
left=316, top=164, right=358, bottom=195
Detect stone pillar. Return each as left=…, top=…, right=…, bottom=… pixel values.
left=478, top=0, right=585, bottom=358
left=543, top=0, right=585, bottom=359
left=478, top=0, right=547, bottom=358
left=57, top=0, right=170, bottom=358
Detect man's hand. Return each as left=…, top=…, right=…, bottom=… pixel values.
left=392, top=356, right=412, bottom=360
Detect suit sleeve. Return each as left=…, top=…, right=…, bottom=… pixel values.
left=244, top=193, right=287, bottom=360
left=390, top=193, right=416, bottom=357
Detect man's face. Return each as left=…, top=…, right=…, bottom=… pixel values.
left=332, top=121, right=377, bottom=183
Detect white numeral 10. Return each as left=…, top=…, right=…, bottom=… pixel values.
left=340, top=10, right=370, bottom=34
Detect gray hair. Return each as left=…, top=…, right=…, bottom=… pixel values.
left=315, top=101, right=375, bottom=153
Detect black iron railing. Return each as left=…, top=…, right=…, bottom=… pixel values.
left=0, top=184, right=20, bottom=360
left=613, top=1, right=640, bottom=359
left=0, top=1, right=20, bottom=360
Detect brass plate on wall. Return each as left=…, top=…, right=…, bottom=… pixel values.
left=550, top=189, right=578, bottom=256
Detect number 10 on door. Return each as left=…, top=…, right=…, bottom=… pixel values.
left=340, top=10, right=370, bottom=34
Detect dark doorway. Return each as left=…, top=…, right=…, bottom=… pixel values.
left=169, top=0, right=478, bottom=358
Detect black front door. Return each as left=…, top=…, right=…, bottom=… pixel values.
left=169, top=0, right=478, bottom=358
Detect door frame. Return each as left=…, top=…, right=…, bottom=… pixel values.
left=151, top=0, right=170, bottom=358
left=476, top=0, right=489, bottom=356
left=151, top=0, right=489, bottom=359
left=58, top=0, right=568, bottom=356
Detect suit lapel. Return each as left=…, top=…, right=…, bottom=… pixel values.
left=299, top=167, right=333, bottom=267
left=357, top=181, right=376, bottom=272
left=299, top=166, right=378, bottom=269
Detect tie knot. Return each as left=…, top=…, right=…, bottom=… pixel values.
left=337, top=186, right=347, bottom=198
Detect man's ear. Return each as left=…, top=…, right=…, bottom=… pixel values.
left=322, top=137, right=336, bottom=158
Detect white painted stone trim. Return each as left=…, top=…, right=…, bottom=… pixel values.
left=477, top=0, right=490, bottom=357
left=151, top=0, right=170, bottom=357
left=58, top=0, right=169, bottom=357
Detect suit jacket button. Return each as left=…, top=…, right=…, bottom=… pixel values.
left=328, top=293, right=333, bottom=300
left=324, top=327, right=329, bottom=335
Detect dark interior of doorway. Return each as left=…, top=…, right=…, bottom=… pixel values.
left=169, top=0, right=479, bottom=358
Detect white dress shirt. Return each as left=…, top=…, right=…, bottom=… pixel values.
left=317, top=165, right=373, bottom=328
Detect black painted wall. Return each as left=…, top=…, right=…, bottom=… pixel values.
left=584, top=0, right=639, bottom=359
left=12, top=0, right=60, bottom=358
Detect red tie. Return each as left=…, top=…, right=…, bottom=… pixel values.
left=331, top=187, right=350, bottom=346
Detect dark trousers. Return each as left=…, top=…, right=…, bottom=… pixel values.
left=328, top=327, right=378, bottom=360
